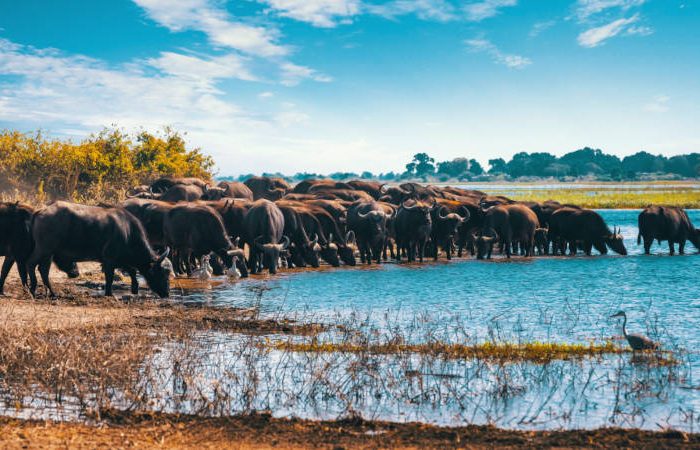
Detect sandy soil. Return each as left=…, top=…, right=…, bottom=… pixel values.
left=0, top=412, right=695, bottom=449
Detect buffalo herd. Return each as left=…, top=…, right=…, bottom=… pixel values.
left=1, top=176, right=699, bottom=298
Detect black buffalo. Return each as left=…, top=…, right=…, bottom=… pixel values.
left=638, top=205, right=700, bottom=255
left=163, top=203, right=247, bottom=277
left=394, top=201, right=433, bottom=263
left=27, top=202, right=171, bottom=297
left=244, top=177, right=290, bottom=201
left=347, top=201, right=392, bottom=264
left=0, top=202, right=34, bottom=294
left=217, top=181, right=254, bottom=200
left=549, top=207, right=626, bottom=256
left=242, top=200, right=289, bottom=274
left=476, top=204, right=539, bottom=259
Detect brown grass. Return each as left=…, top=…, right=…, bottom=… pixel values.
left=0, top=411, right=694, bottom=449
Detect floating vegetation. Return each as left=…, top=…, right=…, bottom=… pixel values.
left=504, top=188, right=700, bottom=209
left=269, top=339, right=631, bottom=364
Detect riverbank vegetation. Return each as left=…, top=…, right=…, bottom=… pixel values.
left=0, top=128, right=213, bottom=202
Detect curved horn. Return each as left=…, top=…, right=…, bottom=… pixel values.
left=401, top=200, right=417, bottom=210
left=233, top=236, right=240, bottom=247
left=311, top=233, right=319, bottom=245
left=459, top=206, right=471, bottom=223
left=358, top=210, right=370, bottom=219
left=438, top=205, right=449, bottom=220
left=254, top=236, right=265, bottom=251
left=329, top=233, right=334, bottom=243
left=346, top=230, right=356, bottom=244
left=379, top=183, right=388, bottom=193
left=157, top=246, right=170, bottom=263
left=227, top=248, right=245, bottom=258
left=279, top=235, right=290, bottom=250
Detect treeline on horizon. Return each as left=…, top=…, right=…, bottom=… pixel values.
left=226, top=148, right=700, bottom=183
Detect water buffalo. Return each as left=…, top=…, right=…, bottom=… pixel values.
left=159, top=184, right=204, bottom=202
left=201, top=199, right=253, bottom=244
left=638, top=205, right=700, bottom=255
left=0, top=202, right=34, bottom=294
left=163, top=203, right=247, bottom=277
left=346, top=180, right=386, bottom=200
left=200, top=184, right=228, bottom=201
left=395, top=200, right=433, bottom=263
left=379, top=186, right=412, bottom=205
left=217, top=181, right=254, bottom=200
left=534, top=227, right=549, bottom=255
left=476, top=204, right=539, bottom=259
left=312, top=189, right=375, bottom=203
left=549, top=207, right=626, bottom=256
left=27, top=202, right=171, bottom=298
left=347, top=201, right=392, bottom=264
left=276, top=202, right=321, bottom=268
left=242, top=200, right=289, bottom=274
left=150, top=176, right=208, bottom=194
left=244, top=176, right=290, bottom=201
left=430, top=203, right=470, bottom=260
left=122, top=198, right=175, bottom=248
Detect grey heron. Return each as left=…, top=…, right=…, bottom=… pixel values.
left=610, top=310, right=659, bottom=351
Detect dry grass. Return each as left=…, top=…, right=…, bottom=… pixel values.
left=0, top=411, right=694, bottom=449
left=270, top=339, right=630, bottom=364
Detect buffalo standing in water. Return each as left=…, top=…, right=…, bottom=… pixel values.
left=548, top=207, right=626, bottom=256
left=242, top=199, right=289, bottom=274
left=27, top=202, right=171, bottom=298
left=638, top=205, right=700, bottom=255
left=475, top=204, right=539, bottom=259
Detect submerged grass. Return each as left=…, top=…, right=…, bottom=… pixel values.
left=505, top=188, right=700, bottom=209
left=270, top=339, right=630, bottom=364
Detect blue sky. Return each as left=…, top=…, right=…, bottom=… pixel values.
left=0, top=0, right=698, bottom=175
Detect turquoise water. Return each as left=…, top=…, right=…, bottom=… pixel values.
left=161, top=210, right=700, bottom=431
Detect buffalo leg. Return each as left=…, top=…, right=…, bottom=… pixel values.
left=679, top=239, right=686, bottom=255
left=38, top=259, right=55, bottom=297
left=643, top=236, right=652, bottom=255
left=583, top=241, right=593, bottom=256
left=128, top=269, right=139, bottom=294
left=104, top=264, right=115, bottom=296
left=0, top=256, right=14, bottom=295
left=669, top=241, right=675, bottom=255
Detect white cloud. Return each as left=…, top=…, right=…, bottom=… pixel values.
left=529, top=20, right=556, bottom=37
left=577, top=15, right=638, bottom=47
left=463, top=0, right=517, bottom=22
left=280, top=62, right=333, bottom=86
left=574, top=0, right=645, bottom=21
left=644, top=95, right=670, bottom=113
left=133, top=0, right=287, bottom=57
left=366, top=0, right=456, bottom=22
left=258, top=91, right=275, bottom=99
left=147, top=52, right=257, bottom=85
left=0, top=38, right=262, bottom=138
left=465, top=38, right=531, bottom=69
left=261, top=0, right=361, bottom=27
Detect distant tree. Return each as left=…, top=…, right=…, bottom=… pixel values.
left=621, top=151, right=666, bottom=178
left=437, top=158, right=468, bottom=178
left=559, top=147, right=620, bottom=177
left=361, top=171, right=374, bottom=179
left=488, top=158, right=507, bottom=174
left=469, top=159, right=484, bottom=175
left=405, top=153, right=435, bottom=178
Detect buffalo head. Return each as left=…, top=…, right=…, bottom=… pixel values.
left=338, top=231, right=357, bottom=266
left=605, top=226, right=627, bottom=255
left=255, top=235, right=290, bottom=274
left=475, top=230, right=498, bottom=260
left=142, top=247, right=172, bottom=298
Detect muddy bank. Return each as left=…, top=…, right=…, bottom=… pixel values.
left=0, top=411, right=695, bottom=449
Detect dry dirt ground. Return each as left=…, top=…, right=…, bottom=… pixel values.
left=0, top=259, right=698, bottom=449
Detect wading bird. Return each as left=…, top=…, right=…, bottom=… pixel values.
left=610, top=310, right=659, bottom=351
left=192, top=255, right=213, bottom=280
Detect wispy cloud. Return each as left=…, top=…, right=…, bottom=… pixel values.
left=574, top=0, right=645, bottom=22
left=465, top=38, right=531, bottom=69
left=147, top=52, right=257, bottom=85
left=261, top=0, right=361, bottom=28
left=280, top=62, right=333, bottom=86
left=366, top=0, right=456, bottom=22
left=529, top=20, right=556, bottom=37
left=644, top=95, right=670, bottom=113
left=463, top=0, right=517, bottom=22
left=577, top=14, right=639, bottom=47
left=133, top=0, right=287, bottom=57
